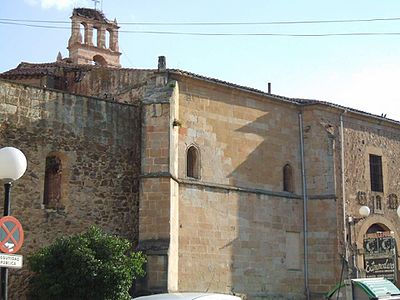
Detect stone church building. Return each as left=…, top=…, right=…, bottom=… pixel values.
left=1, top=7, right=400, bottom=300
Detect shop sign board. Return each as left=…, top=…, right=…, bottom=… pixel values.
left=364, top=231, right=397, bottom=282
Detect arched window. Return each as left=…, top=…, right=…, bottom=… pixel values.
left=283, top=164, right=294, bottom=193
left=80, top=23, right=86, bottom=44
left=43, top=155, right=63, bottom=209
left=93, top=55, right=107, bottom=66
left=187, top=146, right=200, bottom=179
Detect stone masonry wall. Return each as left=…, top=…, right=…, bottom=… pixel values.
left=65, top=68, right=154, bottom=104
left=138, top=76, right=176, bottom=293
left=342, top=113, right=400, bottom=276
left=170, top=77, right=345, bottom=299
left=301, top=107, right=343, bottom=297
left=139, top=77, right=172, bottom=241
left=174, top=77, right=309, bottom=299
left=1, top=66, right=154, bottom=105
left=178, top=186, right=304, bottom=299
left=176, top=77, right=302, bottom=192
left=0, top=80, right=140, bottom=299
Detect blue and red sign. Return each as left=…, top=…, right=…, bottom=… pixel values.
left=0, top=216, right=24, bottom=254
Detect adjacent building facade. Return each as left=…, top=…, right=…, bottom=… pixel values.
left=1, top=7, right=400, bottom=300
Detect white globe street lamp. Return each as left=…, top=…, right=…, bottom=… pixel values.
left=0, top=147, right=27, bottom=183
left=359, top=205, right=371, bottom=218
left=0, top=146, right=27, bottom=300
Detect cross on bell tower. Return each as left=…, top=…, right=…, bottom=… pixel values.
left=92, top=0, right=100, bottom=10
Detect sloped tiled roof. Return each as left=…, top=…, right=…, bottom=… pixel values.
left=0, top=61, right=94, bottom=78
left=0, top=61, right=154, bottom=78
left=168, top=68, right=400, bottom=125
left=0, top=62, right=397, bottom=125
left=168, top=69, right=296, bottom=104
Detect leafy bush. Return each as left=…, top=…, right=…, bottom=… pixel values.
left=28, top=226, right=146, bottom=300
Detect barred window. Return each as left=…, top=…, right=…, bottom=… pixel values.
left=369, top=154, right=383, bottom=192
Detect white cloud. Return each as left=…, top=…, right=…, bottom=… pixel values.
left=24, top=0, right=91, bottom=10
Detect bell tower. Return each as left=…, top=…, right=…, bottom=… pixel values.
left=67, top=8, right=121, bottom=67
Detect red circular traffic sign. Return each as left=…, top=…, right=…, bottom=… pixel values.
left=0, top=216, right=24, bottom=254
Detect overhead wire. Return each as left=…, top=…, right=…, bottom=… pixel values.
left=1, top=16, right=400, bottom=37
left=119, top=31, right=400, bottom=37
left=2, top=16, right=400, bottom=25
left=0, top=21, right=68, bottom=29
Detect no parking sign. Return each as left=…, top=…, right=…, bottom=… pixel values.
left=0, top=216, right=24, bottom=254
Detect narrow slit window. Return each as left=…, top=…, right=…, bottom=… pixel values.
left=43, top=155, right=62, bottom=209
left=283, top=164, right=294, bottom=193
left=187, top=146, right=200, bottom=179
left=369, top=154, right=383, bottom=192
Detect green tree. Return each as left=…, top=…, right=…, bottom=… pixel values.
left=28, top=226, right=146, bottom=300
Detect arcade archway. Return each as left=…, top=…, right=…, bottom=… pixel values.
left=355, top=218, right=399, bottom=283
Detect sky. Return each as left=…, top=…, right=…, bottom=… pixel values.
left=1, top=0, right=400, bottom=120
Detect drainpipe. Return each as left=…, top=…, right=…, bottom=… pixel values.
left=340, top=112, right=349, bottom=266
left=299, top=112, right=310, bottom=300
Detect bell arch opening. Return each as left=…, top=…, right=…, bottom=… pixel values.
left=93, top=55, right=107, bottom=66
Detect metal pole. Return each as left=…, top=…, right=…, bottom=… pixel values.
left=1, top=182, right=11, bottom=300
left=299, top=113, right=310, bottom=300
left=340, top=112, right=349, bottom=270
left=3, top=183, right=11, bottom=216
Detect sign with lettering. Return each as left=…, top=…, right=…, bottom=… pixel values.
left=0, top=253, right=22, bottom=269
left=364, top=232, right=396, bottom=282
left=365, top=257, right=396, bottom=280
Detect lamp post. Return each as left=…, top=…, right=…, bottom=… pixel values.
left=346, top=205, right=371, bottom=278
left=347, top=205, right=370, bottom=224
left=0, top=147, right=27, bottom=300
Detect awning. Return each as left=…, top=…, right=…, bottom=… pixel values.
left=352, top=278, right=400, bottom=298
left=326, top=278, right=400, bottom=299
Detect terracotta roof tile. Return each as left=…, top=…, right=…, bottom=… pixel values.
left=0, top=61, right=94, bottom=78
left=1, top=62, right=397, bottom=125
left=168, top=69, right=400, bottom=125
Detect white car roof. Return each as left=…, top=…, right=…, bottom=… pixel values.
left=134, top=292, right=241, bottom=300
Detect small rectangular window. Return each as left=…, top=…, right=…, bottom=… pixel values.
left=369, top=154, right=383, bottom=192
